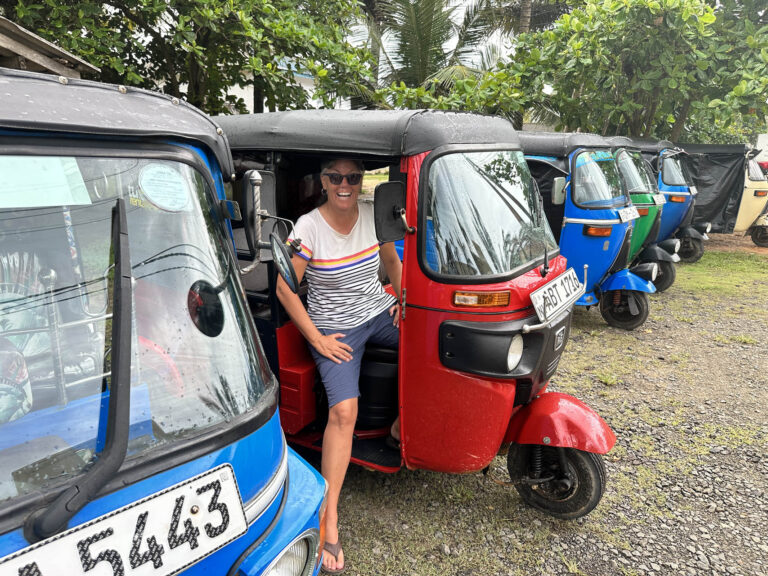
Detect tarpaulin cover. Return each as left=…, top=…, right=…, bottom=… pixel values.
left=676, top=143, right=748, bottom=233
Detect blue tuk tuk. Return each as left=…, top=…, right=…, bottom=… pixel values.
left=631, top=139, right=711, bottom=263
left=0, top=68, right=326, bottom=576
left=521, top=132, right=656, bottom=330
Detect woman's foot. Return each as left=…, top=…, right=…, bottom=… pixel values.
left=390, top=417, right=400, bottom=442
left=321, top=537, right=345, bottom=573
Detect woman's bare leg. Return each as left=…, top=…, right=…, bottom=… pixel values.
left=321, top=397, right=357, bottom=571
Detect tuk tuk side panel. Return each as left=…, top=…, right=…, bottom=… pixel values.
left=655, top=158, right=694, bottom=242
left=734, top=160, right=768, bottom=234
left=627, top=193, right=662, bottom=262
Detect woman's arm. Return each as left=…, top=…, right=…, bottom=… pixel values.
left=275, top=255, right=353, bottom=363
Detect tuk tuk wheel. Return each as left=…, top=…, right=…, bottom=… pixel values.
left=507, top=444, right=606, bottom=520
left=652, top=260, right=676, bottom=293
left=598, top=290, right=649, bottom=330
left=678, top=237, right=704, bottom=263
left=751, top=227, right=768, bottom=248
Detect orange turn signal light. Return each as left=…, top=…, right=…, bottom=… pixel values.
left=583, top=225, right=612, bottom=237
left=754, top=190, right=768, bottom=197
left=669, top=195, right=687, bottom=203
left=453, top=290, right=510, bottom=307
left=636, top=207, right=650, bottom=216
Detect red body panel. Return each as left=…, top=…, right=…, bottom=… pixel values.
left=398, top=153, right=574, bottom=472
left=276, top=322, right=316, bottom=435
left=503, top=392, right=616, bottom=454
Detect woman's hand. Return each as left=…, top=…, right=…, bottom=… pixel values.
left=389, top=303, right=401, bottom=328
left=311, top=333, right=353, bottom=364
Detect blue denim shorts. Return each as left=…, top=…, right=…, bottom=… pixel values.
left=309, top=308, right=399, bottom=408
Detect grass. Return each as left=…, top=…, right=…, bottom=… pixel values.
left=675, top=250, right=768, bottom=300
left=360, top=170, right=390, bottom=194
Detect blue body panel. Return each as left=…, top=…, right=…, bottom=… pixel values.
left=599, top=269, right=656, bottom=293
left=653, top=151, right=694, bottom=242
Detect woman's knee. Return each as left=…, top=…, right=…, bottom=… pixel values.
left=328, top=398, right=357, bottom=429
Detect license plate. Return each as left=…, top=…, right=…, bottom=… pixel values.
left=530, top=267, right=584, bottom=323
left=652, top=193, right=666, bottom=205
left=0, top=464, right=247, bottom=576
left=689, top=186, right=697, bottom=195
left=619, top=205, right=640, bottom=222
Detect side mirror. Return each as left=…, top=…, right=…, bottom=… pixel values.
left=552, top=177, right=566, bottom=205
left=374, top=181, right=411, bottom=243
left=270, top=232, right=298, bottom=294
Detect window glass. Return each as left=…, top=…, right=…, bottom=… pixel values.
left=423, top=150, right=556, bottom=277
left=572, top=150, right=626, bottom=207
left=0, top=156, right=274, bottom=505
left=747, top=159, right=767, bottom=182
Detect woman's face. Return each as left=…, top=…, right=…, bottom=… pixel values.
left=321, top=159, right=363, bottom=214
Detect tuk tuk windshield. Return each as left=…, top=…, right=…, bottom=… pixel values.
left=0, top=155, right=273, bottom=506
left=423, top=150, right=556, bottom=278
left=572, top=150, right=627, bottom=208
left=616, top=149, right=656, bottom=193
left=661, top=153, right=690, bottom=186
left=747, top=158, right=767, bottom=181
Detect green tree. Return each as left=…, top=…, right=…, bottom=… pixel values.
left=1, top=0, right=375, bottom=114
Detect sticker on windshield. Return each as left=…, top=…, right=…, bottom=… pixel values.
left=0, top=156, right=91, bottom=208
left=139, top=164, right=191, bottom=212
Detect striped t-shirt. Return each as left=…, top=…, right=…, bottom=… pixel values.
left=289, top=202, right=396, bottom=330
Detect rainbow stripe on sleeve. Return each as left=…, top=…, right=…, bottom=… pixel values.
left=309, top=244, right=379, bottom=271
left=287, top=238, right=313, bottom=261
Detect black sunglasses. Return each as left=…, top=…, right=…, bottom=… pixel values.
left=324, top=172, right=363, bottom=186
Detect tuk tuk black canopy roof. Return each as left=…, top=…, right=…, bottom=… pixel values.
left=625, top=138, right=677, bottom=155
left=215, top=109, right=521, bottom=157
left=0, top=67, right=235, bottom=179
left=606, top=136, right=638, bottom=150
left=518, top=131, right=610, bottom=157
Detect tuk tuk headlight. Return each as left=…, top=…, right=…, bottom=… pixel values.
left=264, top=530, right=318, bottom=576
left=672, top=239, right=681, bottom=254
left=650, top=262, right=659, bottom=282
left=507, top=334, right=524, bottom=372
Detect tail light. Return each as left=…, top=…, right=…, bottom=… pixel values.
left=453, top=291, right=510, bottom=307
left=582, top=225, right=612, bottom=237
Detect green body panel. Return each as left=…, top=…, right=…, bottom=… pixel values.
left=628, top=192, right=662, bottom=261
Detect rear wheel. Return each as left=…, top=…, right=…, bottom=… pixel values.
left=679, top=237, right=704, bottom=263
left=652, top=260, right=676, bottom=292
left=507, top=444, right=606, bottom=520
left=751, top=227, right=768, bottom=248
left=599, top=290, right=649, bottom=330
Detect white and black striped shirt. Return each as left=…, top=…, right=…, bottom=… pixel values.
left=289, top=202, right=395, bottom=330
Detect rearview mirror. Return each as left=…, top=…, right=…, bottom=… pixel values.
left=373, top=181, right=410, bottom=243
left=552, top=177, right=566, bottom=205
left=270, top=232, right=298, bottom=294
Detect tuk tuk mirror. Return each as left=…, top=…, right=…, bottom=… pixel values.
left=552, top=177, right=566, bottom=205
left=270, top=232, right=298, bottom=294
left=373, top=181, right=410, bottom=243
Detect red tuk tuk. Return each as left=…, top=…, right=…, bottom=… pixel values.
left=216, top=110, right=616, bottom=519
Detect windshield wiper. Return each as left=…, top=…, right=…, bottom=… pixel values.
left=26, top=198, right=133, bottom=542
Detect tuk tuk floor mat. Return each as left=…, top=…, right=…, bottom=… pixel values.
left=312, top=435, right=402, bottom=472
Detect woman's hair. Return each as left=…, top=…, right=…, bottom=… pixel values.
left=320, top=158, right=365, bottom=174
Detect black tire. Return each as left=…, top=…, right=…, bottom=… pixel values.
left=751, top=227, right=768, bottom=248
left=678, top=237, right=704, bottom=263
left=652, top=260, right=676, bottom=292
left=507, top=445, right=606, bottom=520
left=599, top=290, right=650, bottom=330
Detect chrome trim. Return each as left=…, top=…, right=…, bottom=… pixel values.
left=562, top=217, right=621, bottom=226
left=261, top=528, right=320, bottom=576
left=243, top=433, right=288, bottom=524
left=661, top=190, right=691, bottom=196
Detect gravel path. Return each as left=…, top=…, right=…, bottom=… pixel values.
left=331, top=234, right=768, bottom=576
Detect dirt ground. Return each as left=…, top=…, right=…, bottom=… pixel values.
left=330, top=233, right=768, bottom=576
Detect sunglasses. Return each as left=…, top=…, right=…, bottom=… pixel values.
left=324, top=172, right=363, bottom=186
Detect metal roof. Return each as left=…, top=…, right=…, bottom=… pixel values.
left=0, top=67, right=234, bottom=179
left=215, top=109, right=521, bottom=157
left=518, top=131, right=610, bottom=156
left=0, top=16, right=99, bottom=78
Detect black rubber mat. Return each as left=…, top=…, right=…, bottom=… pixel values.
left=311, top=435, right=401, bottom=470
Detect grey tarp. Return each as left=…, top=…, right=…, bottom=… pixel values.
left=677, top=143, right=749, bottom=233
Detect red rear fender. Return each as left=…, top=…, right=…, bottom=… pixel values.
left=504, top=392, right=616, bottom=454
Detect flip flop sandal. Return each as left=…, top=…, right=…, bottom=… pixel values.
left=321, top=540, right=346, bottom=574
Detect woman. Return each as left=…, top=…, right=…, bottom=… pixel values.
left=276, top=158, right=402, bottom=574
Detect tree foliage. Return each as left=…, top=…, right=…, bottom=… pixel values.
left=1, top=0, right=375, bottom=114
